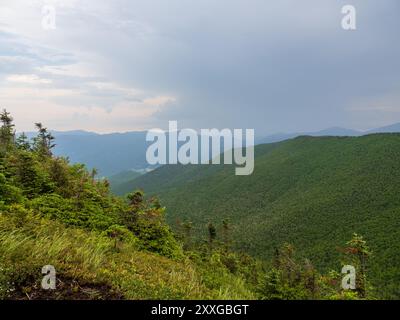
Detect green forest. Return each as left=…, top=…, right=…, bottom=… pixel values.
left=116, top=134, right=400, bottom=299
left=0, top=109, right=389, bottom=300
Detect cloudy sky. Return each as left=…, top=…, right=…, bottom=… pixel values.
left=0, top=0, right=399, bottom=134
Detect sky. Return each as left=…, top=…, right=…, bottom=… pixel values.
left=0, top=0, right=399, bottom=134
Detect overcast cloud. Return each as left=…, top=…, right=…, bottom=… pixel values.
left=0, top=0, right=399, bottom=134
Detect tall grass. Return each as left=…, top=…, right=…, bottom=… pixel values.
left=0, top=212, right=253, bottom=299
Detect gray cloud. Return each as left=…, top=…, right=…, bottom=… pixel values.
left=0, top=0, right=399, bottom=134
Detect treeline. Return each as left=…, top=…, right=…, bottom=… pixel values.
left=0, top=109, right=374, bottom=299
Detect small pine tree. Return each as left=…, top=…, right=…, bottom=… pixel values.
left=16, top=132, right=31, bottom=151
left=127, top=189, right=145, bottom=210
left=207, top=222, right=217, bottom=250
left=33, top=123, right=55, bottom=157
left=0, top=109, right=15, bottom=151
left=90, top=168, right=98, bottom=180
left=343, top=233, right=372, bottom=298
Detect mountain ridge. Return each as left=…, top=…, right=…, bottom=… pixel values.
left=18, top=122, right=400, bottom=178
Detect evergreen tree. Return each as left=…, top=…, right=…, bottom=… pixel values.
left=90, top=168, right=98, bottom=180
left=16, top=132, right=31, bottom=151
left=33, top=123, right=55, bottom=157
left=207, top=222, right=217, bottom=249
left=344, top=233, right=372, bottom=298
left=127, top=189, right=145, bottom=210
left=0, top=109, right=15, bottom=151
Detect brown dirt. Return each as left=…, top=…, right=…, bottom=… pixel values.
left=7, top=277, right=124, bottom=300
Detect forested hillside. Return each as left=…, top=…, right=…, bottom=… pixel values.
left=120, top=134, right=400, bottom=298
left=0, top=109, right=379, bottom=300
left=108, top=170, right=144, bottom=192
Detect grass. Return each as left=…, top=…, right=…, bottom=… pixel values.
left=0, top=211, right=254, bottom=300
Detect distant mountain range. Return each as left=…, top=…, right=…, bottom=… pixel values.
left=19, top=122, right=400, bottom=177
left=255, top=124, right=400, bottom=144
left=23, top=130, right=152, bottom=177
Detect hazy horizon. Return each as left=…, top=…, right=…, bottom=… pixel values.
left=14, top=121, right=400, bottom=136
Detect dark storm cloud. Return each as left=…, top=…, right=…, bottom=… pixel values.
left=98, top=0, right=400, bottom=133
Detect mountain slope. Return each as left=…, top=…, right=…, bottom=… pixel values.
left=255, top=127, right=362, bottom=144
left=367, top=123, right=400, bottom=134
left=108, top=170, right=143, bottom=188
left=122, top=134, right=400, bottom=298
